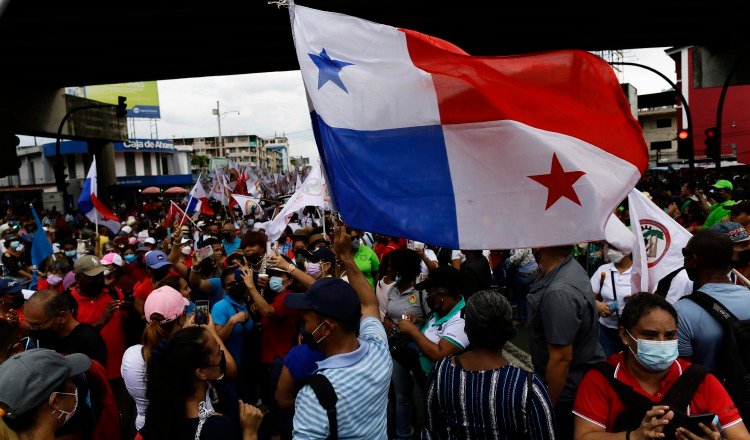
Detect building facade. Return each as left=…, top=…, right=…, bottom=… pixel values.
left=636, top=91, right=680, bottom=166
left=174, top=134, right=287, bottom=173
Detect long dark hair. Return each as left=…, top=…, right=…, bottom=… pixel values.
left=142, top=327, right=213, bottom=440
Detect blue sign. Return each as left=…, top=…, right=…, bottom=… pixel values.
left=128, top=105, right=161, bottom=118
left=114, top=139, right=176, bottom=154
left=42, top=141, right=88, bottom=157
left=116, top=174, right=193, bottom=187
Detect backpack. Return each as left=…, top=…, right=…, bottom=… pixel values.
left=654, top=267, right=685, bottom=299
left=302, top=374, right=339, bottom=440
left=590, top=362, right=708, bottom=437
left=683, top=290, right=750, bottom=421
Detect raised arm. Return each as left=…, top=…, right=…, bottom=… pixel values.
left=332, top=225, right=378, bottom=319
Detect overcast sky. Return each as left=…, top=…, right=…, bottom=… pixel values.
left=24, top=47, right=677, bottom=161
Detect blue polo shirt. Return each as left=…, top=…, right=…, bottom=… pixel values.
left=293, top=317, right=391, bottom=439
left=211, top=295, right=254, bottom=365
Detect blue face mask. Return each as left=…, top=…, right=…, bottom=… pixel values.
left=64, top=250, right=77, bottom=257
left=269, top=276, right=284, bottom=292
left=626, top=330, right=679, bottom=372
left=394, top=275, right=402, bottom=284
left=124, top=254, right=137, bottom=263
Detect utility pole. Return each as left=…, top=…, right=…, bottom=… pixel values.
left=212, top=101, right=223, bottom=158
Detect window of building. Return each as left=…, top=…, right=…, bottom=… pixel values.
left=125, top=153, right=136, bottom=176
left=66, top=155, right=77, bottom=179
left=143, top=152, right=152, bottom=175
left=161, top=156, right=169, bottom=175
left=655, top=118, right=672, bottom=128
left=650, top=140, right=672, bottom=151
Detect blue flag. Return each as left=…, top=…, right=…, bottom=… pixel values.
left=29, top=204, right=53, bottom=267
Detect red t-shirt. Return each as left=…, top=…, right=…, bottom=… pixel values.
left=260, top=290, right=302, bottom=365
left=132, top=278, right=153, bottom=302
left=71, top=287, right=127, bottom=380
left=573, top=353, right=741, bottom=431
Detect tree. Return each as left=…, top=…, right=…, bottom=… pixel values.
left=191, top=154, right=209, bottom=171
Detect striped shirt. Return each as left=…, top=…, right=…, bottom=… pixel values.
left=293, top=317, right=392, bottom=439
left=421, top=357, right=557, bottom=440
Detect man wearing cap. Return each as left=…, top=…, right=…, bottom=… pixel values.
left=285, top=226, right=391, bottom=439
left=71, top=255, right=129, bottom=383
left=709, top=221, right=750, bottom=284
left=132, top=250, right=174, bottom=317
left=102, top=252, right=137, bottom=299
left=700, top=179, right=736, bottom=229
left=0, top=277, right=25, bottom=331
left=24, top=289, right=107, bottom=367
left=675, top=230, right=750, bottom=371
left=0, top=349, right=91, bottom=439
left=730, top=200, right=750, bottom=232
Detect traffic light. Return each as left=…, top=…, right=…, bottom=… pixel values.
left=116, top=96, right=127, bottom=118
left=676, top=129, right=692, bottom=160
left=53, top=160, right=68, bottom=192
left=704, top=127, right=720, bottom=160
left=0, top=133, right=21, bottom=178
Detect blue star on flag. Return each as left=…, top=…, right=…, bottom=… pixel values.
left=309, top=48, right=353, bottom=93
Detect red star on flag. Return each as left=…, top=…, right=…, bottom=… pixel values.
left=529, top=153, right=586, bottom=210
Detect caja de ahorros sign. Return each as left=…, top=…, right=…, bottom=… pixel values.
left=114, top=139, right=176, bottom=153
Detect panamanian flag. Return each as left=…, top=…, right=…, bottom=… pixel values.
left=185, top=179, right=213, bottom=216
left=291, top=5, right=648, bottom=249
left=77, top=157, right=121, bottom=233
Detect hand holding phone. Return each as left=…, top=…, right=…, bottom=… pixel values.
left=195, top=300, right=210, bottom=326
left=680, top=413, right=718, bottom=437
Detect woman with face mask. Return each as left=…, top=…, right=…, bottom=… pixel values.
left=574, top=292, right=750, bottom=440
left=0, top=349, right=90, bottom=440
left=122, top=286, right=236, bottom=433
left=2, top=236, right=32, bottom=282
left=141, top=326, right=263, bottom=440
left=589, top=240, right=634, bottom=357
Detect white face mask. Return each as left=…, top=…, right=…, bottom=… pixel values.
left=607, top=249, right=625, bottom=264
left=52, top=388, right=78, bottom=425
left=15, top=244, right=24, bottom=252
left=181, top=245, right=192, bottom=255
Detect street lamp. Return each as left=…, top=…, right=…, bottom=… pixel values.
left=211, top=101, right=239, bottom=158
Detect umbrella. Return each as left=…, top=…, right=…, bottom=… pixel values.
left=165, top=186, right=188, bottom=195
left=141, top=186, right=161, bottom=195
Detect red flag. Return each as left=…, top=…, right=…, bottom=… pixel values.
left=229, top=170, right=249, bottom=208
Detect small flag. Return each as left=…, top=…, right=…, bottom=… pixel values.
left=29, top=204, right=53, bottom=267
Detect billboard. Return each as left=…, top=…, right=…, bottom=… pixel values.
left=66, top=81, right=161, bottom=118
left=114, top=139, right=176, bottom=153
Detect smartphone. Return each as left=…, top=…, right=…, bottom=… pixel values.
left=193, top=245, right=214, bottom=264
left=195, top=300, right=210, bottom=326
left=682, top=413, right=717, bottom=437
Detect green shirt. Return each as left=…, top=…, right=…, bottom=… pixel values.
left=354, top=245, right=380, bottom=289
left=703, top=200, right=736, bottom=229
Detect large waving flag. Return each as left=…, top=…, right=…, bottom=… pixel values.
left=628, top=189, right=692, bottom=293
left=77, top=157, right=120, bottom=233
left=29, top=204, right=53, bottom=267
left=291, top=5, right=648, bottom=249
left=185, top=178, right=213, bottom=216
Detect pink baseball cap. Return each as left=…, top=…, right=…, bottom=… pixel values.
left=62, top=272, right=77, bottom=290
left=144, top=286, right=189, bottom=324
left=101, top=252, right=123, bottom=267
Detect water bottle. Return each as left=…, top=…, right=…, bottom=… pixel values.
left=609, top=300, right=619, bottom=312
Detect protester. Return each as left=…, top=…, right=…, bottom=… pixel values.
left=2, top=235, right=32, bottom=282
left=528, top=245, right=604, bottom=440
left=121, top=285, right=236, bottom=433
left=589, top=240, right=634, bottom=357
left=573, top=292, right=749, bottom=439
left=699, top=179, right=736, bottom=228
left=504, top=248, right=538, bottom=325
left=0, top=349, right=90, bottom=440
left=132, top=250, right=173, bottom=316
left=348, top=228, right=380, bottom=289
left=422, top=290, right=556, bottom=439
left=284, top=225, right=391, bottom=438
left=222, top=222, right=242, bottom=256
left=0, top=278, right=24, bottom=332
left=141, top=326, right=263, bottom=440
left=675, top=230, right=750, bottom=369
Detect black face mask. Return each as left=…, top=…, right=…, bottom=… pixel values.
left=301, top=321, right=326, bottom=351
left=246, top=253, right=261, bottom=265
left=733, top=250, right=750, bottom=269
left=9, top=295, right=24, bottom=310
left=226, top=282, right=246, bottom=301
left=221, top=232, right=233, bottom=242
left=28, top=327, right=57, bottom=342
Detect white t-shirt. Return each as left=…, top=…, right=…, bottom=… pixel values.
left=590, top=263, right=633, bottom=329
left=419, top=248, right=438, bottom=281
left=121, top=344, right=215, bottom=431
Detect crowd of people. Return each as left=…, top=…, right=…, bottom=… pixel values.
left=0, top=169, right=748, bottom=440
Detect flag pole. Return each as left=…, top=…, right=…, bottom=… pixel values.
left=181, top=173, right=202, bottom=229
left=171, top=201, right=203, bottom=232
left=731, top=268, right=750, bottom=288
left=94, top=207, right=100, bottom=257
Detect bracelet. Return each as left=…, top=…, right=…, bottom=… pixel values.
left=625, top=430, right=631, bottom=440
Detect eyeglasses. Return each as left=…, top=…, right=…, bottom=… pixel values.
left=26, top=314, right=57, bottom=331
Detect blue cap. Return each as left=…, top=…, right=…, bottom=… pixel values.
left=709, top=222, right=750, bottom=243
left=144, top=250, right=172, bottom=269
left=0, top=278, right=23, bottom=296
left=285, top=278, right=361, bottom=323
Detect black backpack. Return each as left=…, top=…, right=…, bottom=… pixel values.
left=590, top=362, right=708, bottom=437
left=682, top=291, right=750, bottom=422
left=654, top=267, right=685, bottom=299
